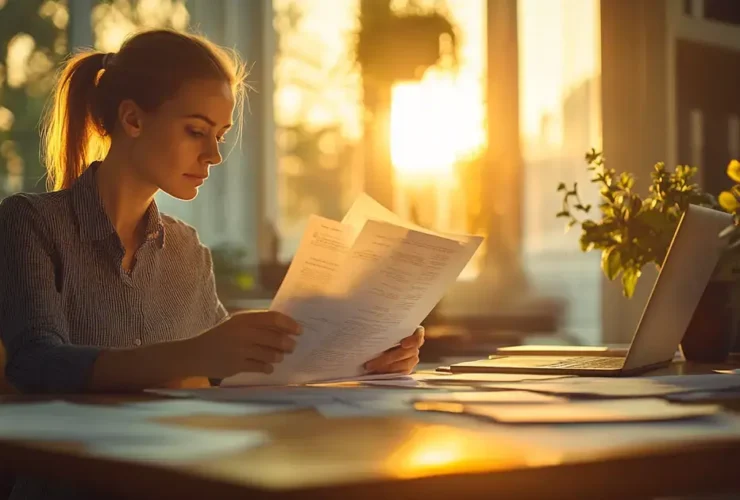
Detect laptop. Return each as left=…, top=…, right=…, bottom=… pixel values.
left=450, top=204, right=733, bottom=377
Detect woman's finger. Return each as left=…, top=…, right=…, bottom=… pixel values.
left=243, top=344, right=285, bottom=364
left=380, top=354, right=420, bottom=375
left=401, top=326, right=425, bottom=349
left=365, top=347, right=419, bottom=372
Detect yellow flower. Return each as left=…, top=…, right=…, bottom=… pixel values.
left=719, top=191, right=739, bottom=212
left=727, top=159, right=740, bottom=183
left=235, top=273, right=255, bottom=291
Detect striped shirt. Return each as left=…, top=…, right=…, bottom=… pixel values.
left=0, top=162, right=227, bottom=499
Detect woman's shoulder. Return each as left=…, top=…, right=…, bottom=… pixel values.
left=0, top=191, right=70, bottom=229
left=159, top=213, right=217, bottom=277
left=160, top=213, right=199, bottom=243
left=159, top=213, right=212, bottom=256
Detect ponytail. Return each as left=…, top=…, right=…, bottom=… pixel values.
left=41, top=51, right=109, bottom=192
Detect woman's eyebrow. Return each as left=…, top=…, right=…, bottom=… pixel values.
left=185, top=113, right=232, bottom=130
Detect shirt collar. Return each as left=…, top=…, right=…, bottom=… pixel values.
left=71, top=162, right=165, bottom=248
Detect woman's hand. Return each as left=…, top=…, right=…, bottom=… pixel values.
left=183, top=310, right=302, bottom=378
left=363, top=326, right=425, bottom=375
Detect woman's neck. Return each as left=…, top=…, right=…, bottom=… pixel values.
left=95, top=147, right=158, bottom=248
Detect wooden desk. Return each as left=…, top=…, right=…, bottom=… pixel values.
left=2, top=363, right=740, bottom=500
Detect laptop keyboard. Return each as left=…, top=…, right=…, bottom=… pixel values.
left=542, top=356, right=625, bottom=370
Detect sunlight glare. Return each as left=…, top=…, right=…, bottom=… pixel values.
left=390, top=71, right=485, bottom=183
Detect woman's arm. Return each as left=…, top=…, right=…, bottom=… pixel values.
left=0, top=196, right=103, bottom=393
left=1, top=197, right=298, bottom=393
left=88, top=338, right=207, bottom=392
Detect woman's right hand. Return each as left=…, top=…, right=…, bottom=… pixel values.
left=183, top=310, right=302, bottom=378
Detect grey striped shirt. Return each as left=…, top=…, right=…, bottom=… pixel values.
left=0, top=162, right=227, bottom=394
left=0, top=162, right=229, bottom=499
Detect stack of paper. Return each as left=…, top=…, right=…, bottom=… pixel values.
left=223, top=194, right=483, bottom=387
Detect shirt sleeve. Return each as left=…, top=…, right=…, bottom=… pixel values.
left=0, top=195, right=102, bottom=394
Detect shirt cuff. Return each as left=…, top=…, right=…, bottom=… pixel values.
left=6, top=343, right=102, bottom=394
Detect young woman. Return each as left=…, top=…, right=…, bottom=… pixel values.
left=0, top=27, right=424, bottom=500
left=0, top=29, right=423, bottom=395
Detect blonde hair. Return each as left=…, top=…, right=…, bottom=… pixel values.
left=41, top=29, right=247, bottom=191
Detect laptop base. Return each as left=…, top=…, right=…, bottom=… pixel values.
left=449, top=357, right=672, bottom=377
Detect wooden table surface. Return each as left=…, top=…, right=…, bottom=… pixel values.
left=3, top=361, right=740, bottom=500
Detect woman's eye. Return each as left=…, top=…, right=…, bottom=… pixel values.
left=187, top=128, right=205, bottom=138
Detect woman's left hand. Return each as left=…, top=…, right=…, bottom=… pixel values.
left=364, top=326, right=425, bottom=374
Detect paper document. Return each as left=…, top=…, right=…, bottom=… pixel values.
left=223, top=194, right=483, bottom=386
left=415, top=373, right=574, bottom=384
left=413, top=391, right=566, bottom=404
left=479, top=374, right=740, bottom=397
left=415, top=398, right=720, bottom=423
left=479, top=412, right=740, bottom=458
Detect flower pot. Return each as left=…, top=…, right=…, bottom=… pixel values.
left=680, top=280, right=738, bottom=363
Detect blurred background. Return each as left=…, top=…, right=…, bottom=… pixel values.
left=1, top=0, right=739, bottom=360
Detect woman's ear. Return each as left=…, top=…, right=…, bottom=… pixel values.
left=117, top=99, right=144, bottom=138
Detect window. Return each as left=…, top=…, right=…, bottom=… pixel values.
left=91, top=0, right=189, bottom=52
left=273, top=0, right=488, bottom=282
left=0, top=0, right=69, bottom=197
left=388, top=0, right=487, bottom=281
left=518, top=0, right=603, bottom=343
left=272, top=0, right=364, bottom=262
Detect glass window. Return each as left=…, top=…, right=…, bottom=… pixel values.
left=518, top=0, right=603, bottom=344
left=273, top=0, right=488, bottom=282
left=92, top=0, right=189, bottom=52
left=0, top=0, right=69, bottom=198
left=389, top=0, right=487, bottom=281
left=273, top=0, right=364, bottom=262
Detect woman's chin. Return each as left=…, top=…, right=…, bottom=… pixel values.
left=162, top=185, right=200, bottom=201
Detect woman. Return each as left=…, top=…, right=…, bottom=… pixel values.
left=0, top=29, right=423, bottom=497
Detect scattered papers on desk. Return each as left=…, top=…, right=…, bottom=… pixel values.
left=222, top=194, right=483, bottom=387
left=412, top=391, right=565, bottom=404
left=415, top=398, right=720, bottom=424
left=469, top=374, right=740, bottom=398
left=645, top=374, right=740, bottom=393
left=415, top=373, right=574, bottom=384
left=479, top=412, right=740, bottom=459
left=477, top=376, right=738, bottom=398
left=118, top=399, right=290, bottom=418
left=0, top=401, right=267, bottom=463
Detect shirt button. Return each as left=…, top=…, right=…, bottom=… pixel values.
left=133, top=339, right=142, bottom=347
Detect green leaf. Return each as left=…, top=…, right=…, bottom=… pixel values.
left=557, top=182, right=567, bottom=192
left=579, top=234, right=594, bottom=252
left=601, top=247, right=622, bottom=281
left=556, top=210, right=570, bottom=218
left=621, top=267, right=641, bottom=298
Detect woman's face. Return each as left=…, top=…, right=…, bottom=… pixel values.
left=127, top=78, right=236, bottom=200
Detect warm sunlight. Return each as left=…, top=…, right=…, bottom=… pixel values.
left=390, top=70, right=485, bottom=183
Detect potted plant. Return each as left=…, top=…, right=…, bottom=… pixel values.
left=556, top=150, right=740, bottom=361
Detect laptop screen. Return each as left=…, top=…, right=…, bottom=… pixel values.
left=623, top=205, right=732, bottom=370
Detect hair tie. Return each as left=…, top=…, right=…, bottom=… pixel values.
left=102, top=52, right=116, bottom=70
